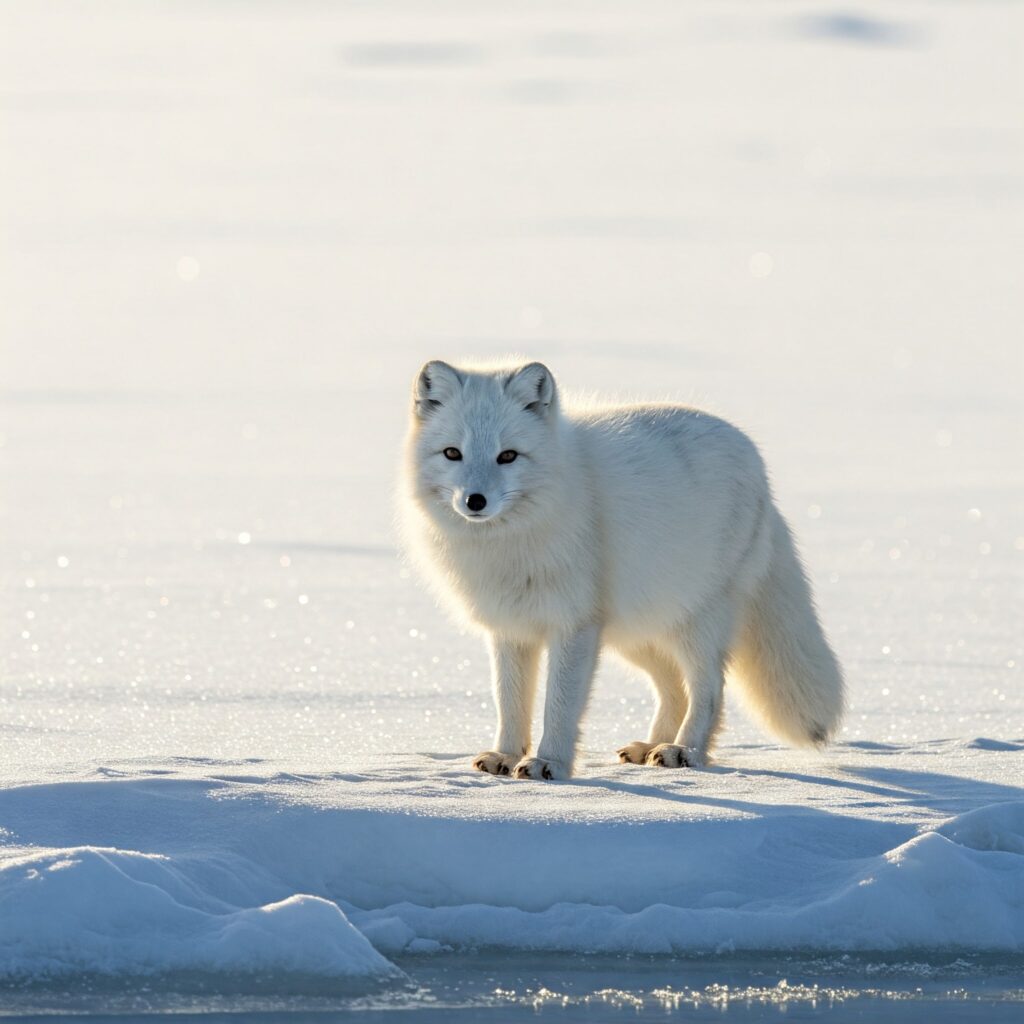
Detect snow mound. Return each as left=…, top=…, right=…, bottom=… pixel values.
left=0, top=845, right=401, bottom=984
left=965, top=738, right=1024, bottom=753
left=1, top=749, right=1022, bottom=983
left=936, top=801, right=1024, bottom=855
left=350, top=801, right=1024, bottom=955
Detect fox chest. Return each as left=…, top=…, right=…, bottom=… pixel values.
left=443, top=544, right=593, bottom=634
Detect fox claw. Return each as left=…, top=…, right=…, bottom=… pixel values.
left=617, top=740, right=656, bottom=765
left=512, top=757, right=562, bottom=781
left=472, top=751, right=517, bottom=776
left=644, top=743, right=697, bottom=768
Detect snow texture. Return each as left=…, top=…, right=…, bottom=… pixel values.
left=1, top=750, right=1022, bottom=981
left=1, top=0, right=1022, bottom=990
left=0, top=846, right=398, bottom=982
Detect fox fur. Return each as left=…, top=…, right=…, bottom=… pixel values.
left=400, top=360, right=845, bottom=780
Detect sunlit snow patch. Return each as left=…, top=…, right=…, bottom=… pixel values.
left=0, top=846, right=403, bottom=988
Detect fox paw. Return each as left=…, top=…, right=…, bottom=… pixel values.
left=645, top=743, right=701, bottom=768
left=472, top=751, right=517, bottom=776
left=512, top=757, right=567, bottom=781
left=617, top=740, right=657, bottom=764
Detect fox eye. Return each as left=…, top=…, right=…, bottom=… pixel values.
left=497, top=450, right=518, bottom=464
left=442, top=447, right=462, bottom=461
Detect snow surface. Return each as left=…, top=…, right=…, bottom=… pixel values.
left=1, top=747, right=1023, bottom=982
left=0, top=845, right=399, bottom=983
left=1, top=0, right=1022, bottom=997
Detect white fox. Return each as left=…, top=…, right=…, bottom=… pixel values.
left=400, top=360, right=844, bottom=781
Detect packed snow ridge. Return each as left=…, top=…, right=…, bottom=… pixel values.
left=0, top=848, right=399, bottom=983
left=1, top=745, right=1022, bottom=986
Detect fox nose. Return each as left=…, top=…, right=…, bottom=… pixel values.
left=466, top=493, right=487, bottom=512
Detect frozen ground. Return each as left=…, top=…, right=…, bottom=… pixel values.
left=1, top=0, right=1022, bottom=1019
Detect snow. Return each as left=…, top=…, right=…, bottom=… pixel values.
left=0, top=846, right=399, bottom=983
left=1, top=748, right=1022, bottom=983
left=0, top=0, right=1022, bottom=1007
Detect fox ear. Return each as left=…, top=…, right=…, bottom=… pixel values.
left=414, top=360, right=462, bottom=417
left=506, top=362, right=555, bottom=416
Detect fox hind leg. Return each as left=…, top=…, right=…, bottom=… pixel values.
left=617, top=643, right=689, bottom=765
left=645, top=607, right=733, bottom=769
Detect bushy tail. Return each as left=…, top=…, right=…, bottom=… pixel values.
left=729, top=506, right=845, bottom=748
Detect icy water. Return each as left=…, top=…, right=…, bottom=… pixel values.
left=3, top=955, right=1024, bottom=1022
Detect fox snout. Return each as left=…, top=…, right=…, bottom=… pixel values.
left=456, top=490, right=491, bottom=520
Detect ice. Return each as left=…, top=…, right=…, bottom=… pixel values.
left=0, top=0, right=1022, bottom=1008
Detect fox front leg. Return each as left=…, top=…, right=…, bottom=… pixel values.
left=513, top=624, right=601, bottom=781
left=472, top=636, right=541, bottom=776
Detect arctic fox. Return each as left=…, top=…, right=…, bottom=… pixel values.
left=401, top=360, right=844, bottom=781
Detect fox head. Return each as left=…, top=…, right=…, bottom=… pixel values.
left=405, top=360, right=561, bottom=530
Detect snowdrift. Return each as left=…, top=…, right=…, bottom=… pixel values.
left=1, top=745, right=1022, bottom=985
left=0, top=846, right=399, bottom=984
